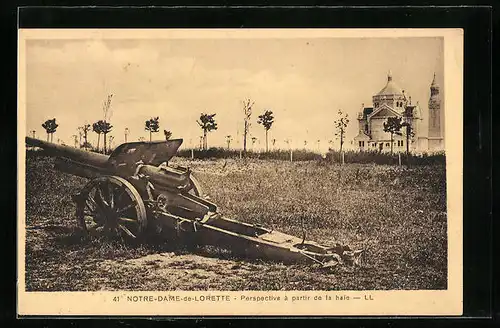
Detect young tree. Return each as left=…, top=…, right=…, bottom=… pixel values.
left=124, top=128, right=129, bottom=142
left=257, top=110, right=274, bottom=152
left=77, top=130, right=82, bottom=146
left=101, top=121, right=113, bottom=154
left=401, top=121, right=415, bottom=157
left=164, top=129, right=172, bottom=140
left=102, top=94, right=113, bottom=122
left=101, top=94, right=114, bottom=153
left=42, top=118, right=58, bottom=142
left=251, top=136, right=257, bottom=150
left=242, top=99, right=254, bottom=153
left=108, top=135, right=114, bottom=151
left=226, top=135, right=232, bottom=150
left=402, top=107, right=416, bottom=158
left=92, top=121, right=102, bottom=152
left=328, top=139, right=334, bottom=151
left=79, top=123, right=92, bottom=149
left=197, top=113, right=218, bottom=150
left=383, top=116, right=403, bottom=154
left=334, top=109, right=349, bottom=152
left=284, top=139, right=291, bottom=148
left=145, top=117, right=160, bottom=141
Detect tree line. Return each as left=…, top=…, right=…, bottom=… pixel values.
left=194, top=99, right=276, bottom=153
left=35, top=94, right=415, bottom=157
left=37, top=96, right=277, bottom=155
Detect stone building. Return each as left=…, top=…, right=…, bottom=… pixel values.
left=353, top=71, right=443, bottom=153
left=427, top=73, right=444, bottom=150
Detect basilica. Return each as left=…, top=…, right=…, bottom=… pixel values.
left=353, top=71, right=444, bottom=153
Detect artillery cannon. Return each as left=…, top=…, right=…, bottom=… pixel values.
left=26, top=137, right=362, bottom=268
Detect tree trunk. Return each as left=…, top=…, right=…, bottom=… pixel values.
left=149, top=131, right=152, bottom=142
left=46, top=133, right=49, bottom=142
left=340, top=130, right=344, bottom=152
left=405, top=125, right=411, bottom=167
left=203, top=130, right=207, bottom=150
left=96, top=134, right=100, bottom=152
left=265, top=129, right=269, bottom=153
left=243, top=122, right=247, bottom=153
left=406, top=126, right=410, bottom=157
left=103, top=133, right=107, bottom=154
left=50, top=133, right=53, bottom=143
left=390, top=132, right=394, bottom=155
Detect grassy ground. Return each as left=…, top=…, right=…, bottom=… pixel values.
left=24, top=152, right=447, bottom=291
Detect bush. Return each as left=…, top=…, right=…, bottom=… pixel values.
left=326, top=149, right=398, bottom=165
left=176, top=147, right=445, bottom=166
left=27, top=144, right=445, bottom=166
left=326, top=149, right=445, bottom=166
left=176, top=148, right=322, bottom=161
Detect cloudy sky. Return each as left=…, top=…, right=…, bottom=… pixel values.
left=25, top=35, right=443, bottom=152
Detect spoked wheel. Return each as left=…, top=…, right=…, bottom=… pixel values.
left=74, top=176, right=147, bottom=241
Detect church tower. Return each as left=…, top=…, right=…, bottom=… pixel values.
left=428, top=73, right=443, bottom=150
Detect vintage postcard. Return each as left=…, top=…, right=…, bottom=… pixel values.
left=17, top=28, right=463, bottom=316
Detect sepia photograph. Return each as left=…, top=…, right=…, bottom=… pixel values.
left=17, top=28, right=463, bottom=316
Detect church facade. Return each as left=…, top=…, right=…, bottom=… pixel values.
left=353, top=72, right=444, bottom=153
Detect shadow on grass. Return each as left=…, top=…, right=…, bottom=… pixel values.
left=50, top=228, right=289, bottom=267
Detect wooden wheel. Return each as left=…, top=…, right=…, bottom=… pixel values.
left=74, top=176, right=147, bottom=241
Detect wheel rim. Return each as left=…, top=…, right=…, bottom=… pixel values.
left=76, top=176, right=147, bottom=241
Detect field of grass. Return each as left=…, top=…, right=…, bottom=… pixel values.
left=24, top=152, right=447, bottom=291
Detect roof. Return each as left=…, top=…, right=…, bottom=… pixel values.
left=430, top=72, right=439, bottom=89
left=359, top=107, right=374, bottom=119
left=354, top=132, right=371, bottom=141
left=376, top=71, right=404, bottom=96
left=367, top=103, right=402, bottom=120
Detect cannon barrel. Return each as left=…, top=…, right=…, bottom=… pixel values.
left=26, top=136, right=110, bottom=168
left=26, top=136, right=192, bottom=191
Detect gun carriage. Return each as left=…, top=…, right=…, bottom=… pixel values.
left=26, top=137, right=362, bottom=268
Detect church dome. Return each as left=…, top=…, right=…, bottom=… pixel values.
left=376, top=71, right=404, bottom=96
